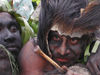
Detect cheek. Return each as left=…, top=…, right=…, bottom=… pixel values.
left=71, top=44, right=82, bottom=55
left=0, top=36, right=4, bottom=45
left=14, top=32, right=22, bottom=45
left=49, top=44, right=57, bottom=51
left=0, top=32, right=7, bottom=43
left=15, top=31, right=21, bottom=40
left=49, top=44, right=59, bottom=54
left=49, top=42, right=59, bottom=50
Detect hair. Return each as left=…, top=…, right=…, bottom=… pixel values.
left=38, top=0, right=89, bottom=55
left=72, top=0, right=100, bottom=34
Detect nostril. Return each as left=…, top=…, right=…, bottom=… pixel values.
left=66, top=49, right=71, bottom=54
left=4, top=36, right=15, bottom=42
left=61, top=51, right=65, bottom=55
left=60, top=48, right=66, bottom=55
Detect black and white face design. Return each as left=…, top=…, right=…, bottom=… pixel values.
left=48, top=30, right=90, bottom=66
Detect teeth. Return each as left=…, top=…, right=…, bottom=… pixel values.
left=7, top=47, right=17, bottom=51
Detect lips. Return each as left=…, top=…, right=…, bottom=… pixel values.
left=56, top=58, right=69, bottom=62
left=6, top=45, right=19, bottom=52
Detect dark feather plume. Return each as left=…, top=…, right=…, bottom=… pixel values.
left=72, top=0, right=100, bottom=33
left=37, top=0, right=88, bottom=55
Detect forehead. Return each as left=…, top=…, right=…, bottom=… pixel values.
left=61, top=32, right=84, bottom=38
left=53, top=29, right=85, bottom=38
left=51, top=27, right=84, bottom=38
left=0, top=12, right=16, bottom=25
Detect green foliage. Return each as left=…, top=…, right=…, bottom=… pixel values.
left=0, top=0, right=39, bottom=44
left=15, top=16, right=34, bottom=44
left=32, top=0, right=40, bottom=5
left=30, top=0, right=40, bottom=36
left=28, top=18, right=39, bottom=37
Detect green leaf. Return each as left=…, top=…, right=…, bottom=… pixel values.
left=16, top=17, right=34, bottom=44
left=32, top=0, right=40, bottom=5
left=0, top=0, right=12, bottom=11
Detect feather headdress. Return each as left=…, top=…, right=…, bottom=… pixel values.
left=38, top=0, right=89, bottom=55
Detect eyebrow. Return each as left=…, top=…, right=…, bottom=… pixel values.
left=8, top=20, right=20, bottom=28
left=9, top=19, right=18, bottom=24
left=0, top=19, right=18, bottom=27
left=71, top=37, right=80, bottom=39
left=7, top=21, right=21, bottom=31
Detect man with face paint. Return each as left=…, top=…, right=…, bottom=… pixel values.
left=0, top=12, right=22, bottom=75
left=48, top=31, right=83, bottom=67
left=19, top=0, right=100, bottom=75
left=19, top=30, right=92, bottom=75
left=18, top=0, right=90, bottom=75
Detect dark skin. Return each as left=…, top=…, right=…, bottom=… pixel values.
left=0, top=12, right=22, bottom=75
left=48, top=31, right=83, bottom=67
left=38, top=0, right=100, bottom=74
left=19, top=30, right=91, bottom=75
left=86, top=45, right=100, bottom=75
left=37, top=0, right=88, bottom=55
left=19, top=39, right=46, bottom=75
left=71, top=2, right=100, bottom=74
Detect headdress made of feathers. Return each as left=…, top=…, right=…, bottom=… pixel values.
left=38, top=0, right=100, bottom=55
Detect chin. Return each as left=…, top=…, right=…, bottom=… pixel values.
left=7, top=48, right=20, bottom=56
left=57, top=60, right=75, bottom=67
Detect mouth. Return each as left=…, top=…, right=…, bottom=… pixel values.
left=6, top=45, right=19, bottom=52
left=56, top=58, right=69, bottom=62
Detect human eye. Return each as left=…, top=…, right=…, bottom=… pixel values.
left=10, top=25, right=18, bottom=33
left=53, top=35, right=60, bottom=41
left=70, top=38, right=79, bottom=45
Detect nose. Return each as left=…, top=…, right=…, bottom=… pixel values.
left=4, top=31, right=15, bottom=43
left=59, top=36, right=67, bottom=55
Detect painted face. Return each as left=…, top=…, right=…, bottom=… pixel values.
left=48, top=31, right=82, bottom=66
left=0, top=12, right=22, bottom=56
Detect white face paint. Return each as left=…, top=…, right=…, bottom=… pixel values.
left=51, top=24, right=89, bottom=38
left=51, top=28, right=84, bottom=38
left=61, top=32, right=84, bottom=38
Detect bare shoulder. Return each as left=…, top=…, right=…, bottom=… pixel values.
left=18, top=38, right=37, bottom=60
left=18, top=38, right=47, bottom=74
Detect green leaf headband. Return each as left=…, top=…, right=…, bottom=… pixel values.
left=0, top=0, right=34, bottom=44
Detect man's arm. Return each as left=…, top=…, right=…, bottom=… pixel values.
left=86, top=44, right=100, bottom=75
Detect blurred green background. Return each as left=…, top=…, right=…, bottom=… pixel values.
left=32, top=0, right=40, bottom=8
left=29, top=0, right=40, bottom=36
